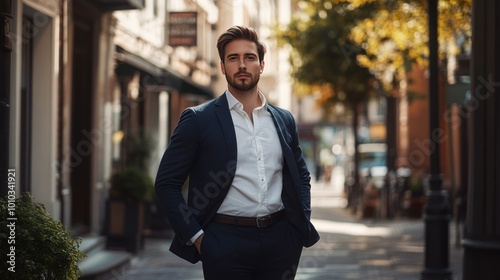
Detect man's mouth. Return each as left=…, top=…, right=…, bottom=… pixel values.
left=236, top=73, right=250, bottom=78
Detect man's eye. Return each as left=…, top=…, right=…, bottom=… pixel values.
left=228, top=57, right=237, bottom=62
left=246, top=56, right=256, bottom=60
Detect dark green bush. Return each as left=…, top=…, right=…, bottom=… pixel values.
left=0, top=193, right=86, bottom=279
left=110, top=168, right=154, bottom=203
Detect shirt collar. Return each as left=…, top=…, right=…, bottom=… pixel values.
left=225, top=90, right=268, bottom=111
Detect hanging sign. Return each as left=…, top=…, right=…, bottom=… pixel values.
left=169, top=12, right=197, bottom=47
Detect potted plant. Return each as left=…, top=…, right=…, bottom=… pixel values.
left=105, top=167, right=154, bottom=253
left=359, top=179, right=380, bottom=219
left=0, top=193, right=86, bottom=279
left=402, top=174, right=426, bottom=218
left=109, top=167, right=154, bottom=203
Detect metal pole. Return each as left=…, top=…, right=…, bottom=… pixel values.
left=421, top=0, right=452, bottom=279
left=462, top=0, right=500, bottom=278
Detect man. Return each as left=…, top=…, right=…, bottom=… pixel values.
left=155, top=25, right=319, bottom=280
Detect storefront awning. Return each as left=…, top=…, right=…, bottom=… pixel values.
left=96, top=0, right=145, bottom=11
left=115, top=46, right=214, bottom=98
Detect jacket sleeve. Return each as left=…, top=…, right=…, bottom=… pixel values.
left=286, top=111, right=313, bottom=220
left=154, top=108, right=202, bottom=244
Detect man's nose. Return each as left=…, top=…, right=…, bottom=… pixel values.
left=238, top=58, right=247, bottom=69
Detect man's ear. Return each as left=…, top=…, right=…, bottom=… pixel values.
left=260, top=60, right=265, bottom=73
left=220, top=61, right=226, bottom=75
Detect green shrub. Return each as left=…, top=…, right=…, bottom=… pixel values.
left=110, top=168, right=154, bottom=203
left=0, top=193, right=86, bottom=279
left=409, top=175, right=425, bottom=197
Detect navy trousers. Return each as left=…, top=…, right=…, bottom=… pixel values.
left=199, top=218, right=303, bottom=280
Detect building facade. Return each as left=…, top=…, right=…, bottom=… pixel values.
left=6, top=0, right=218, bottom=236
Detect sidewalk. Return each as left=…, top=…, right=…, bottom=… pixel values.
left=296, top=183, right=463, bottom=280
left=118, top=167, right=463, bottom=280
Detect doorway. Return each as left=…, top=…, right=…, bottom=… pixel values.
left=70, top=8, right=95, bottom=232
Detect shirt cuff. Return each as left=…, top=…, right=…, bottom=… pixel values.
left=187, top=229, right=204, bottom=245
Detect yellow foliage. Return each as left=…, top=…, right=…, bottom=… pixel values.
left=277, top=0, right=471, bottom=96
left=348, top=0, right=471, bottom=90
left=314, top=84, right=336, bottom=104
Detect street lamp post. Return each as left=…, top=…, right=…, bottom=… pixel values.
left=421, top=0, right=452, bottom=279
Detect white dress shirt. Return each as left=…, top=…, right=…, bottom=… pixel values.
left=217, top=90, right=284, bottom=216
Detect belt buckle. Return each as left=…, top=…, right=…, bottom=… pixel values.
left=256, top=215, right=271, bottom=228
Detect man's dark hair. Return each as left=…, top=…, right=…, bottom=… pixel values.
left=217, top=25, right=266, bottom=63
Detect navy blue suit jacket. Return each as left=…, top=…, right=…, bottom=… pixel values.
left=155, top=93, right=320, bottom=263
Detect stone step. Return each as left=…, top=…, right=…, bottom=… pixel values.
left=79, top=236, right=106, bottom=256
left=78, top=236, right=131, bottom=280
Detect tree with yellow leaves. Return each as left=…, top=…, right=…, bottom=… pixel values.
left=275, top=0, right=471, bottom=210
left=348, top=0, right=471, bottom=90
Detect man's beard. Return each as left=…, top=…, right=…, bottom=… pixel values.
left=227, top=72, right=259, bottom=92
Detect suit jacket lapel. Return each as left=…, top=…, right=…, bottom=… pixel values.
left=267, top=105, right=295, bottom=172
left=214, top=93, right=238, bottom=167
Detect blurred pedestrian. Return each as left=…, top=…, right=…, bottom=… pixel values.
left=155, top=25, right=319, bottom=280
left=319, top=148, right=333, bottom=184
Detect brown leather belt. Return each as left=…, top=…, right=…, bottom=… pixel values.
left=212, top=209, right=285, bottom=228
